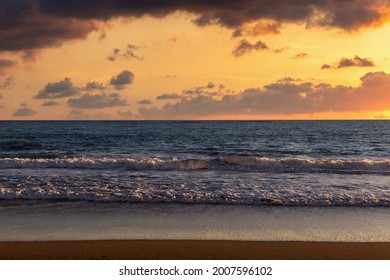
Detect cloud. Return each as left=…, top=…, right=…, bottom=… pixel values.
left=139, top=71, right=390, bottom=119
left=1, top=1, right=386, bottom=55
left=108, top=44, right=143, bottom=61
left=34, top=77, right=79, bottom=99
left=156, top=93, right=181, bottom=100
left=116, top=110, right=134, bottom=119
left=0, top=8, right=101, bottom=52
left=0, top=59, right=16, bottom=75
left=181, top=82, right=224, bottom=95
left=293, top=53, right=309, bottom=59
left=84, top=81, right=105, bottom=91
left=41, top=101, right=59, bottom=106
left=137, top=99, right=153, bottom=105
left=21, top=50, right=42, bottom=63
left=0, top=76, right=14, bottom=90
left=322, top=55, right=375, bottom=69
left=232, top=39, right=268, bottom=57
left=68, top=93, right=128, bottom=109
left=109, top=70, right=134, bottom=90
left=233, top=20, right=282, bottom=37
left=13, top=107, right=36, bottom=117
left=68, top=110, right=91, bottom=120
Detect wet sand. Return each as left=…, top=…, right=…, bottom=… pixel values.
left=1, top=240, right=390, bottom=260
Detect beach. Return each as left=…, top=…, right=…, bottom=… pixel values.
left=1, top=203, right=390, bottom=260
left=1, top=240, right=390, bottom=260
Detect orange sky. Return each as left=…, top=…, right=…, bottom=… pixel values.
left=0, top=1, right=390, bottom=120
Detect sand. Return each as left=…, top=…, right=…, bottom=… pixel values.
left=1, top=240, right=390, bottom=260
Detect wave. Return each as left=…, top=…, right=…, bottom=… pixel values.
left=0, top=156, right=389, bottom=174
left=1, top=186, right=389, bottom=206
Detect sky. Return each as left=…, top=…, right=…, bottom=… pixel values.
left=1, top=0, right=390, bottom=120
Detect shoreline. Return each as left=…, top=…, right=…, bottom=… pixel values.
left=1, top=240, right=390, bottom=260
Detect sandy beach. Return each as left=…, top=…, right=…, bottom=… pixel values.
left=1, top=240, right=390, bottom=260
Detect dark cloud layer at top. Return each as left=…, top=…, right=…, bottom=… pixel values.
left=0, top=0, right=388, bottom=52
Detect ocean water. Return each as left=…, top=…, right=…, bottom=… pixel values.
left=0, top=120, right=389, bottom=206
left=1, top=120, right=390, bottom=241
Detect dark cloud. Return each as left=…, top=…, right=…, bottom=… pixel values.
left=1, top=1, right=386, bottom=54
left=68, top=93, right=128, bottom=109
left=0, top=8, right=100, bottom=52
left=109, top=70, right=134, bottom=90
left=322, top=55, right=375, bottom=69
left=156, top=93, right=181, bottom=100
left=0, top=59, right=16, bottom=75
left=84, top=81, right=105, bottom=91
left=41, top=101, right=59, bottom=106
left=13, top=107, right=36, bottom=117
left=34, top=77, right=79, bottom=99
left=139, top=71, right=390, bottom=119
left=232, top=39, right=268, bottom=58
left=108, top=44, right=143, bottom=61
left=137, top=99, right=153, bottom=105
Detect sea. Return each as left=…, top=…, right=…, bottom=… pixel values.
left=0, top=120, right=389, bottom=241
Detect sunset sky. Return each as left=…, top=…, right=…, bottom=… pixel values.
left=1, top=0, right=390, bottom=120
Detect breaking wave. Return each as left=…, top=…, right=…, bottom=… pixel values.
left=0, top=155, right=389, bottom=174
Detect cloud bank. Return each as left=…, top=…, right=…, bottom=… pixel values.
left=139, top=71, right=390, bottom=119
left=68, top=93, right=128, bottom=109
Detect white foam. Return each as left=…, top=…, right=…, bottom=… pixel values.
left=0, top=156, right=389, bottom=174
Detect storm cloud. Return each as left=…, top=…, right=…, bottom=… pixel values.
left=0, top=0, right=387, bottom=53
left=68, top=93, right=128, bottom=109
left=139, top=71, right=390, bottom=119
left=34, top=78, right=79, bottom=99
